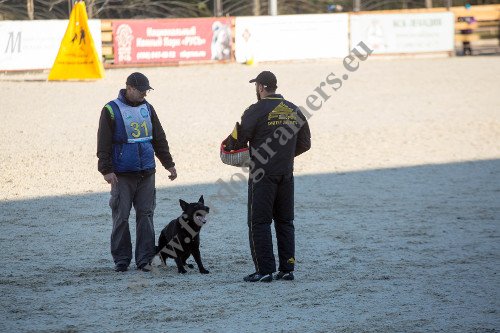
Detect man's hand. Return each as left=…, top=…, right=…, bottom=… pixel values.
left=103, top=172, right=118, bottom=186
left=167, top=167, right=177, bottom=181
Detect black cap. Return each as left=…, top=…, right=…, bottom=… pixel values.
left=249, top=71, right=277, bottom=90
left=126, top=72, right=154, bottom=92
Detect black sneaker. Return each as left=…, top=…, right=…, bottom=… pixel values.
left=137, top=263, right=152, bottom=272
left=114, top=264, right=128, bottom=272
left=275, top=271, right=294, bottom=281
left=243, top=272, right=273, bottom=282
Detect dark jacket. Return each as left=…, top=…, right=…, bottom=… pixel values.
left=239, top=94, right=311, bottom=176
left=97, top=89, right=175, bottom=176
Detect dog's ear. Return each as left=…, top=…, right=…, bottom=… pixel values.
left=198, top=195, right=204, bottom=204
left=179, top=199, right=189, bottom=211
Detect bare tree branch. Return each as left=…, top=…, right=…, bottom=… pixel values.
left=0, top=0, right=498, bottom=20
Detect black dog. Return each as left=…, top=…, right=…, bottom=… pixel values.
left=156, top=196, right=210, bottom=274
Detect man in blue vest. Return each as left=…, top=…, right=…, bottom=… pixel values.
left=97, top=72, right=177, bottom=272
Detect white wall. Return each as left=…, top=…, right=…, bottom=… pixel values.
left=350, top=12, right=455, bottom=54
left=235, top=14, right=349, bottom=63
left=0, top=20, right=102, bottom=71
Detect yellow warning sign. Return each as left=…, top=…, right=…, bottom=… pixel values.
left=48, top=1, right=105, bottom=80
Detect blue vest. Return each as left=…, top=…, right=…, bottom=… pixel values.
left=107, top=98, right=156, bottom=173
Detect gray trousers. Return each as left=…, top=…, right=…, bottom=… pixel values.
left=109, top=173, right=156, bottom=267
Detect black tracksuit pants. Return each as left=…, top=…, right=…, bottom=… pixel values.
left=247, top=173, right=295, bottom=275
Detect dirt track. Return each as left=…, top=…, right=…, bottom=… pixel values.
left=1, top=57, right=499, bottom=332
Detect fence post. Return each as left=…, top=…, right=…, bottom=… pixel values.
left=353, top=0, right=360, bottom=12
left=269, top=0, right=277, bottom=16
left=27, top=0, right=34, bottom=20
left=67, top=0, right=73, bottom=16
left=214, top=0, right=223, bottom=16
left=87, top=0, right=94, bottom=18
left=253, top=0, right=260, bottom=16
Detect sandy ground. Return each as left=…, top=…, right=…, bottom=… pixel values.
left=0, top=56, right=499, bottom=332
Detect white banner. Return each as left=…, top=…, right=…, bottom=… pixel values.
left=235, top=14, right=349, bottom=63
left=350, top=12, right=454, bottom=54
left=0, top=20, right=102, bottom=71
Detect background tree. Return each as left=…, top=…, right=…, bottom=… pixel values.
left=0, top=0, right=498, bottom=20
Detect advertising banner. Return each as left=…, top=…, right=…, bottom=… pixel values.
left=350, top=12, right=455, bottom=54
left=0, top=19, right=102, bottom=71
left=112, top=17, right=232, bottom=64
left=235, top=14, right=349, bottom=63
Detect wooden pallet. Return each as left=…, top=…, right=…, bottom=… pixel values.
left=101, top=20, right=114, bottom=62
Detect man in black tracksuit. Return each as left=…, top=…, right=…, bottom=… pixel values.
left=239, top=71, right=311, bottom=282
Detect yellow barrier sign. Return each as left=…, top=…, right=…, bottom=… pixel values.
left=48, top=1, right=104, bottom=80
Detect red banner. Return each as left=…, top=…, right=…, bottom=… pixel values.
left=112, top=18, right=232, bottom=64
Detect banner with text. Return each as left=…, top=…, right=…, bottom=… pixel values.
left=350, top=12, right=454, bottom=54
left=112, top=18, right=232, bottom=64
left=0, top=20, right=102, bottom=71
left=235, top=14, right=349, bottom=63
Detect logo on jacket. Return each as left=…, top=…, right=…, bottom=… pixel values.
left=140, top=108, right=148, bottom=118
left=267, top=102, right=297, bottom=126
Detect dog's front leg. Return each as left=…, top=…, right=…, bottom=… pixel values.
left=174, top=256, right=187, bottom=274
left=191, top=247, right=209, bottom=274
